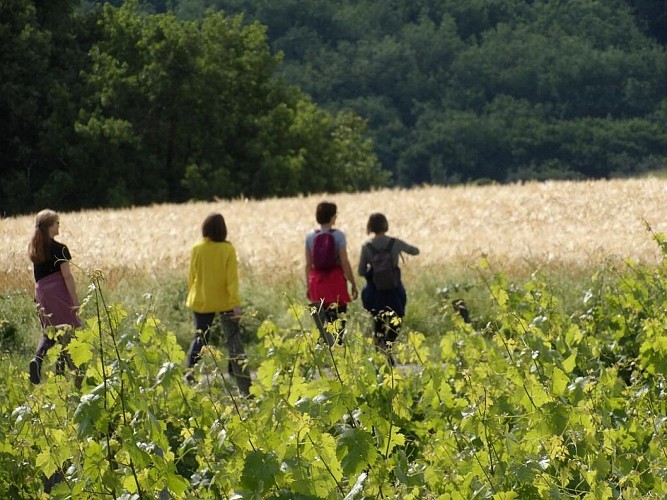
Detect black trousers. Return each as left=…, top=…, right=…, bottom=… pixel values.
left=310, top=303, right=347, bottom=346
left=187, top=311, right=251, bottom=395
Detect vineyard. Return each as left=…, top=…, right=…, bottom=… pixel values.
left=1, top=180, right=667, bottom=497
left=2, top=231, right=667, bottom=497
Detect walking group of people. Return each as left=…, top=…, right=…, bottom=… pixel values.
left=305, top=201, right=419, bottom=363
left=27, top=201, right=419, bottom=393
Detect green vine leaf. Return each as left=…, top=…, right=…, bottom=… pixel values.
left=35, top=450, right=58, bottom=478
left=241, top=450, right=281, bottom=492
left=337, top=428, right=379, bottom=475
left=67, top=327, right=95, bottom=367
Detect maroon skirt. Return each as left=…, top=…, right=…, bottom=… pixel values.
left=35, top=272, right=82, bottom=329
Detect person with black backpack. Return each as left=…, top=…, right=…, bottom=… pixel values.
left=305, top=201, right=358, bottom=345
left=358, top=213, right=419, bottom=363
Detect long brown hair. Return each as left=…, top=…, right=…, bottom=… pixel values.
left=28, top=209, right=59, bottom=264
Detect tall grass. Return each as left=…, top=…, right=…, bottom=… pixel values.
left=2, top=179, right=666, bottom=354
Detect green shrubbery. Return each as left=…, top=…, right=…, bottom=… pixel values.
left=1, top=231, right=666, bottom=496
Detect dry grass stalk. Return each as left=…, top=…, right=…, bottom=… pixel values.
left=2, top=178, right=666, bottom=292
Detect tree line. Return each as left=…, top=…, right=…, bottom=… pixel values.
left=2, top=0, right=666, bottom=216
left=171, top=0, right=666, bottom=185
left=1, top=0, right=387, bottom=216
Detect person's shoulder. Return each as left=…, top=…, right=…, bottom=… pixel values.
left=332, top=228, right=346, bottom=241
left=192, top=238, right=211, bottom=250
left=51, top=239, right=69, bottom=253
left=305, top=228, right=318, bottom=243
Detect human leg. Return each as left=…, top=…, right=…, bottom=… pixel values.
left=316, top=303, right=347, bottom=346
left=30, top=327, right=79, bottom=384
left=310, top=302, right=346, bottom=346
left=186, top=312, right=216, bottom=367
left=221, top=312, right=251, bottom=396
left=327, top=304, right=347, bottom=345
left=373, top=310, right=400, bottom=365
left=35, top=332, right=57, bottom=361
left=310, top=302, right=333, bottom=346
left=29, top=330, right=57, bottom=384
left=54, top=328, right=77, bottom=375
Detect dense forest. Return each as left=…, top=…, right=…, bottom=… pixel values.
left=174, top=0, right=667, bottom=185
left=2, top=0, right=665, bottom=216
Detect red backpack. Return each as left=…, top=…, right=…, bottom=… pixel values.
left=311, top=229, right=338, bottom=270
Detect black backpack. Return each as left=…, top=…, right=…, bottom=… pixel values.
left=368, top=238, right=397, bottom=291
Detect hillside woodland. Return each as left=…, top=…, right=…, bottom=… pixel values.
left=177, top=0, right=667, bottom=184
left=1, top=0, right=665, bottom=215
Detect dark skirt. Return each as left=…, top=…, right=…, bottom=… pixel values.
left=361, top=279, right=407, bottom=318
left=35, top=272, right=81, bottom=329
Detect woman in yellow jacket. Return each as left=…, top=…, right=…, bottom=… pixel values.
left=185, top=212, right=251, bottom=396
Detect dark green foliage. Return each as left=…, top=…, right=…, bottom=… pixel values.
left=0, top=321, right=18, bottom=351
left=1, top=0, right=665, bottom=215
left=1, top=1, right=386, bottom=216
left=0, top=293, right=40, bottom=355
left=178, top=0, right=667, bottom=186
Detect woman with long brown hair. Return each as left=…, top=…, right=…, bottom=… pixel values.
left=28, top=209, right=81, bottom=384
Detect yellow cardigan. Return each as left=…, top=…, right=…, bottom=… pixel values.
left=185, top=238, right=240, bottom=313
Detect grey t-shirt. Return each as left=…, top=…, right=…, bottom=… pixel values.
left=358, top=235, right=419, bottom=276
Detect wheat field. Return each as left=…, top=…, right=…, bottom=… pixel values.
left=2, top=178, right=666, bottom=292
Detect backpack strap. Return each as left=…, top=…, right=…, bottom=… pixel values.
left=384, top=238, right=404, bottom=264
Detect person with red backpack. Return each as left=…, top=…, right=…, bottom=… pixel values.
left=358, top=213, right=419, bottom=364
left=305, top=201, right=358, bottom=345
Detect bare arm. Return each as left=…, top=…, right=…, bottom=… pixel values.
left=338, top=247, right=358, bottom=300
left=305, top=246, right=312, bottom=287
left=59, top=262, right=79, bottom=309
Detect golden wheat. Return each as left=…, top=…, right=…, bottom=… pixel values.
left=2, top=178, right=666, bottom=291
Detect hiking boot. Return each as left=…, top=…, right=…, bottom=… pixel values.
left=29, top=358, right=41, bottom=384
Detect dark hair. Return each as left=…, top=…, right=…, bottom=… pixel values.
left=316, top=201, right=337, bottom=224
left=28, top=209, right=59, bottom=264
left=367, top=213, right=389, bottom=234
left=202, top=213, right=227, bottom=242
